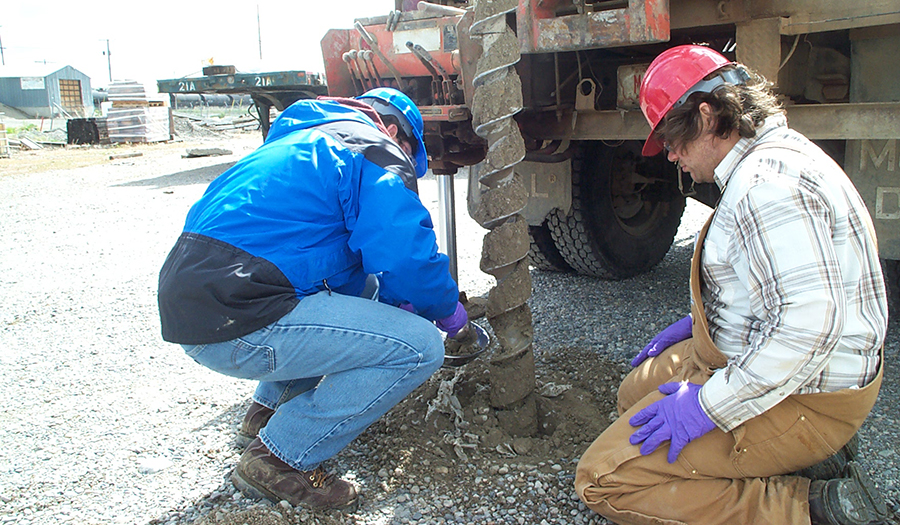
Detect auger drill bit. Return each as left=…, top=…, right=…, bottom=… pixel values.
left=470, top=0, right=536, bottom=437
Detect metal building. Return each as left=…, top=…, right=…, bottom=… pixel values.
left=0, top=65, right=94, bottom=118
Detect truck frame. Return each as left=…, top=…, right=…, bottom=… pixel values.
left=321, top=2, right=900, bottom=424
left=321, top=0, right=900, bottom=281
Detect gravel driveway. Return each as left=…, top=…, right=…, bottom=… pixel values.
left=1, top=132, right=897, bottom=525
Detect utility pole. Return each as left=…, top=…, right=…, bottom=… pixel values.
left=257, top=4, right=263, bottom=60
left=0, top=27, right=5, bottom=66
left=102, top=39, right=112, bottom=82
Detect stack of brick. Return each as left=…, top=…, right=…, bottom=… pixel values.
left=106, top=81, right=171, bottom=143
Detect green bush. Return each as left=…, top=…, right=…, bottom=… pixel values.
left=7, top=123, right=38, bottom=137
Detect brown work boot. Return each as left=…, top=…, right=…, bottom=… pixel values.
left=237, top=402, right=275, bottom=448
left=809, top=461, right=889, bottom=525
left=231, top=437, right=358, bottom=510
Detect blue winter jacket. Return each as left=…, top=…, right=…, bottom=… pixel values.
left=158, top=99, right=459, bottom=344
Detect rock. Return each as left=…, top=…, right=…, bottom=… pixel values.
left=137, top=456, right=173, bottom=474
left=184, top=147, right=232, bottom=158
left=512, top=437, right=532, bottom=455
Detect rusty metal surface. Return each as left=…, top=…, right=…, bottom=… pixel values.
left=419, top=104, right=471, bottom=122
left=667, top=0, right=899, bottom=32
left=847, top=31, right=900, bottom=259
left=667, top=0, right=748, bottom=29
left=521, top=108, right=648, bottom=140
left=788, top=103, right=900, bottom=140
left=781, top=12, right=900, bottom=34
left=735, top=17, right=782, bottom=84
left=519, top=102, right=900, bottom=142
left=849, top=138, right=900, bottom=258
left=753, top=0, right=900, bottom=34
left=320, top=14, right=460, bottom=99
left=616, top=64, right=645, bottom=110
left=517, top=0, right=669, bottom=54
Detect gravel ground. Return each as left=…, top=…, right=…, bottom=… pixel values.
left=1, top=129, right=898, bottom=525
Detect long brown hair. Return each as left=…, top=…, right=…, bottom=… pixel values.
left=655, top=66, right=784, bottom=152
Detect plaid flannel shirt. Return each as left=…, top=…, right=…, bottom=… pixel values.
left=698, top=115, right=887, bottom=432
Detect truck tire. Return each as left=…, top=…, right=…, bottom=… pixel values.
left=528, top=221, right=573, bottom=272
left=547, top=141, right=685, bottom=279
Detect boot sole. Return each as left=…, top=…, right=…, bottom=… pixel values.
left=230, top=467, right=271, bottom=502
left=846, top=462, right=889, bottom=521
left=235, top=432, right=255, bottom=449
left=230, top=467, right=360, bottom=512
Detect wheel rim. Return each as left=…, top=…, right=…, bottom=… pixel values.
left=607, top=146, right=670, bottom=238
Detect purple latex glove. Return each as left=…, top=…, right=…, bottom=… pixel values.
left=629, top=382, right=717, bottom=463
left=631, top=315, right=692, bottom=367
left=398, top=303, right=416, bottom=314
left=435, top=301, right=468, bottom=338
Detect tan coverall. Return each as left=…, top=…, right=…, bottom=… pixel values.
left=575, top=216, right=882, bottom=525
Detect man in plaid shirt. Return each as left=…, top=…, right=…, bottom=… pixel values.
left=576, top=45, right=889, bottom=525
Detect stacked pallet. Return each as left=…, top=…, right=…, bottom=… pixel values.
left=106, top=81, right=171, bottom=143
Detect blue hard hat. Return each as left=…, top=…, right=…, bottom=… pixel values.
left=357, top=87, right=428, bottom=178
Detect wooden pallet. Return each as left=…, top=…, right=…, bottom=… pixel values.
left=111, top=100, right=150, bottom=108
left=106, top=107, right=171, bottom=143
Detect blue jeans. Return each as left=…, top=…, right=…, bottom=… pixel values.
left=182, top=289, right=443, bottom=471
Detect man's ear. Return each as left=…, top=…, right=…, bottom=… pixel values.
left=385, top=123, right=399, bottom=140
left=698, top=102, right=714, bottom=131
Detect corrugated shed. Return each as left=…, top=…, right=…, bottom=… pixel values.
left=0, top=65, right=94, bottom=118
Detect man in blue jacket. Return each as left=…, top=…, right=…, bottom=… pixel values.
left=158, top=88, right=468, bottom=510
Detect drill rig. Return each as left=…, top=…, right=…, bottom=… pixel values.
left=322, top=0, right=900, bottom=434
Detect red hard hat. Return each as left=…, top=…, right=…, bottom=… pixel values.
left=639, top=45, right=733, bottom=156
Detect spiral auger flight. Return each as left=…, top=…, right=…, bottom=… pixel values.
left=470, top=0, right=536, bottom=436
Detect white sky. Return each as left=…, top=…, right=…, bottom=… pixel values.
left=0, top=1, right=395, bottom=92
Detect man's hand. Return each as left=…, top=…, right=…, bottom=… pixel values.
left=629, top=382, right=717, bottom=463
left=435, top=301, right=468, bottom=338
left=631, top=315, right=693, bottom=367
